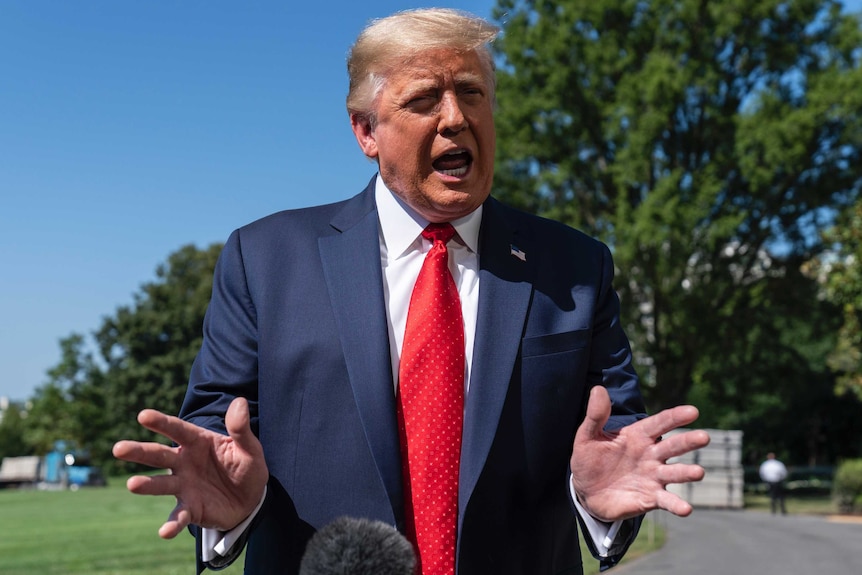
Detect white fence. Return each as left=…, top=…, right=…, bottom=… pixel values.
left=665, top=429, right=744, bottom=509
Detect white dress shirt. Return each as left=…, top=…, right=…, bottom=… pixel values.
left=375, top=174, right=481, bottom=395
left=759, top=458, right=788, bottom=483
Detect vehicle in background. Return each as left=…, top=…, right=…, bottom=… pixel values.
left=0, top=440, right=106, bottom=490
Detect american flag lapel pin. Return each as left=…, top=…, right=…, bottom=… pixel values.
left=510, top=244, right=526, bottom=262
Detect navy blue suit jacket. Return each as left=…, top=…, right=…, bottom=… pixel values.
left=179, top=178, right=646, bottom=574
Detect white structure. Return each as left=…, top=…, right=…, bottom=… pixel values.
left=666, top=428, right=744, bottom=509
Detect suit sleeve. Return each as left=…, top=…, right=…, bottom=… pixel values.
left=589, top=241, right=646, bottom=428
left=177, top=230, right=262, bottom=573
left=179, top=228, right=260, bottom=434
left=582, top=241, right=647, bottom=569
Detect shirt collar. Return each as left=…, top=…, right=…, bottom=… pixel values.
left=375, top=173, right=482, bottom=259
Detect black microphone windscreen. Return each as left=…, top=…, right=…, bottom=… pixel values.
left=299, top=516, right=416, bottom=575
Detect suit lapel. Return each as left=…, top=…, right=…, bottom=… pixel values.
left=459, top=198, right=535, bottom=517
left=318, top=182, right=404, bottom=522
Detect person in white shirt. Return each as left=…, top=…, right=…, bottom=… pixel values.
left=759, top=452, right=789, bottom=515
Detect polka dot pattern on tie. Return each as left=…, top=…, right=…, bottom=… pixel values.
left=397, top=222, right=464, bottom=575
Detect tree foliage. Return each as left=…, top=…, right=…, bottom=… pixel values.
left=491, top=0, right=862, bottom=427
left=14, top=243, right=222, bottom=472
left=95, top=244, right=222, bottom=451
left=833, top=458, right=862, bottom=512
left=687, top=277, right=862, bottom=465
left=95, top=243, right=222, bottom=472
left=0, top=402, right=28, bottom=461
left=807, top=199, right=862, bottom=401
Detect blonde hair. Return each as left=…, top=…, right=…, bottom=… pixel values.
left=346, top=8, right=499, bottom=122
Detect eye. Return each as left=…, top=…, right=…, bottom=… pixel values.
left=404, top=91, right=439, bottom=112
left=407, top=95, right=433, bottom=105
left=458, top=84, right=486, bottom=101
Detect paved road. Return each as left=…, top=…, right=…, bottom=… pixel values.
left=613, top=509, right=862, bottom=574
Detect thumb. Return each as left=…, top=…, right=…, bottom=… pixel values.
left=578, top=386, right=612, bottom=441
left=225, top=397, right=259, bottom=454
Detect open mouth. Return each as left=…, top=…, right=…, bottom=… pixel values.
left=432, top=149, right=473, bottom=177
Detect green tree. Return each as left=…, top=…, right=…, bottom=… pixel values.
left=35, top=243, right=222, bottom=472
left=23, top=383, right=80, bottom=455
left=808, top=200, right=862, bottom=401
left=688, top=276, right=862, bottom=465
left=492, top=0, right=862, bottom=411
left=95, top=243, right=222, bottom=471
left=0, top=402, right=28, bottom=460
left=21, top=333, right=106, bottom=456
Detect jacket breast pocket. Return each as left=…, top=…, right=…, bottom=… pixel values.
left=520, top=329, right=591, bottom=390
left=519, top=329, right=592, bottom=473
left=521, top=328, right=591, bottom=359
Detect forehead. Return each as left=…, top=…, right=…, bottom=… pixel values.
left=383, top=48, right=488, bottom=89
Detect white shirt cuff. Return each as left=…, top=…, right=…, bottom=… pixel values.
left=201, top=486, right=267, bottom=562
left=569, top=479, right=623, bottom=557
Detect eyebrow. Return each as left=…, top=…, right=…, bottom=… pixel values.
left=454, top=72, right=487, bottom=87
left=404, top=72, right=488, bottom=94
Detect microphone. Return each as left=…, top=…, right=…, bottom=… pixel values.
left=299, top=516, right=416, bottom=575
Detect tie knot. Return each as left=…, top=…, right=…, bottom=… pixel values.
left=422, top=222, right=456, bottom=245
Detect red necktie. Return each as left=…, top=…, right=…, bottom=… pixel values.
left=397, top=222, right=465, bottom=575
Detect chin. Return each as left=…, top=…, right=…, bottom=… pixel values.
left=426, top=195, right=484, bottom=221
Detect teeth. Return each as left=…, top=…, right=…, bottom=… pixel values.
left=439, top=166, right=469, bottom=177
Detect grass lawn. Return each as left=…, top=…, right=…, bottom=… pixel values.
left=0, top=476, right=663, bottom=574
left=0, top=477, right=244, bottom=575
left=743, top=492, right=839, bottom=515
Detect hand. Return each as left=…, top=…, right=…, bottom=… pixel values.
left=570, top=386, right=710, bottom=522
left=112, top=397, right=269, bottom=538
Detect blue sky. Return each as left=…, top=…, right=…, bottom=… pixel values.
left=0, top=1, right=497, bottom=401
left=2, top=1, right=860, bottom=402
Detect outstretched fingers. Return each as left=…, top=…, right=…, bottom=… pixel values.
left=159, top=502, right=193, bottom=539
left=114, top=403, right=269, bottom=538
left=136, top=409, right=203, bottom=447
left=634, top=404, right=702, bottom=443
left=654, top=428, right=711, bottom=463
left=655, top=489, right=694, bottom=517
left=655, top=460, right=706, bottom=486
left=112, top=439, right=178, bottom=470
left=126, top=472, right=181, bottom=497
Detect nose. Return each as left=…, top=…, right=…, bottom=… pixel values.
left=438, top=92, right=467, bottom=135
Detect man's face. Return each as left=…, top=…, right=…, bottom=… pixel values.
left=351, top=48, right=496, bottom=222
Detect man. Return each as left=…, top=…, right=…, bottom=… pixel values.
left=113, top=8, right=710, bottom=575
left=759, top=452, right=788, bottom=515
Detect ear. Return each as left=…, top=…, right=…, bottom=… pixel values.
left=350, top=113, right=379, bottom=159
